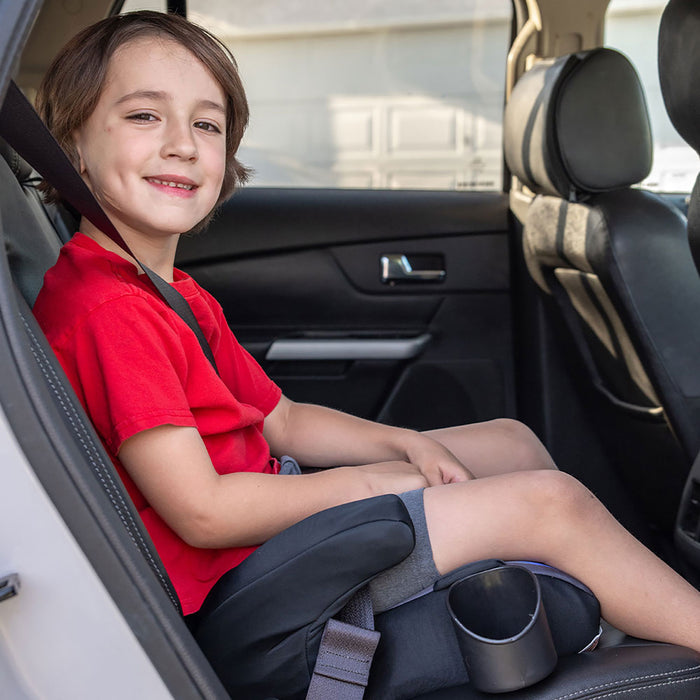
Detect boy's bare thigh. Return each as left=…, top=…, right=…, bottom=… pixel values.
left=424, top=419, right=556, bottom=477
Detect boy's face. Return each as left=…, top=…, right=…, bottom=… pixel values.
left=73, top=35, right=227, bottom=242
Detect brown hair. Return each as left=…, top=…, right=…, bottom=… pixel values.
left=36, top=10, right=250, bottom=229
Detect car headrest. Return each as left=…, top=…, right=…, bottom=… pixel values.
left=504, top=48, right=652, bottom=199
left=658, top=0, right=700, bottom=273
left=659, top=0, right=700, bottom=156
left=0, top=137, right=35, bottom=184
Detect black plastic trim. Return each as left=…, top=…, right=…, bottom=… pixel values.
left=178, top=187, right=509, bottom=265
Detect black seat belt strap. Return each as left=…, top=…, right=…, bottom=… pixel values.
left=0, top=80, right=219, bottom=374
left=141, top=265, right=219, bottom=373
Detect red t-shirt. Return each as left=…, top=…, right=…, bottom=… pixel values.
left=34, top=233, right=282, bottom=614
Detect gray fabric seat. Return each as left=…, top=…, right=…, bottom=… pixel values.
left=0, top=138, right=62, bottom=305
left=503, top=47, right=700, bottom=531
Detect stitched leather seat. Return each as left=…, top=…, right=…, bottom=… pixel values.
left=503, top=47, right=700, bottom=531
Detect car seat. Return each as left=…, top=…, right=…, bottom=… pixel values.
left=503, top=46, right=700, bottom=533
left=2, top=107, right=700, bottom=698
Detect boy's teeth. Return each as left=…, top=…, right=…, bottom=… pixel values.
left=150, top=178, right=194, bottom=190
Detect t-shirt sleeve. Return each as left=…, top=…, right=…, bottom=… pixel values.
left=60, top=294, right=197, bottom=453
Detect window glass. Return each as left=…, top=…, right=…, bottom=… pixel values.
left=606, top=0, right=699, bottom=193
left=122, top=0, right=165, bottom=11
left=128, top=1, right=511, bottom=191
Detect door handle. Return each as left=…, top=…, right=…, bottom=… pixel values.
left=380, top=254, right=446, bottom=283
left=0, top=573, right=19, bottom=603
left=266, top=333, right=431, bottom=361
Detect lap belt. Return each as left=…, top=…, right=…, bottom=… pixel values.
left=307, top=586, right=380, bottom=700
left=0, top=80, right=219, bottom=374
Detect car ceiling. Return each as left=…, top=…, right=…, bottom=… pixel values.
left=18, top=1, right=613, bottom=94
left=18, top=0, right=115, bottom=90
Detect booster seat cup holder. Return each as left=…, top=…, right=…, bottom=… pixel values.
left=447, top=565, right=557, bottom=693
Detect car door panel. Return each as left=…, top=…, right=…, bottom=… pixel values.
left=177, top=188, right=513, bottom=431
left=178, top=188, right=509, bottom=256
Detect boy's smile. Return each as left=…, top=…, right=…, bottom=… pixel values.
left=146, top=176, right=197, bottom=193
left=73, top=35, right=227, bottom=264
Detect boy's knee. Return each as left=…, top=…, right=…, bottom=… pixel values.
left=490, top=418, right=556, bottom=471
left=502, top=470, right=602, bottom=560
left=529, top=470, right=597, bottom=521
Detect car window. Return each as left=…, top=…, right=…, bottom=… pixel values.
left=123, top=0, right=512, bottom=191
left=122, top=0, right=166, bottom=10
left=605, top=0, right=700, bottom=193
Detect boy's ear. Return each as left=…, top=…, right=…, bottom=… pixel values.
left=71, top=131, right=86, bottom=174
left=76, top=149, right=86, bottom=175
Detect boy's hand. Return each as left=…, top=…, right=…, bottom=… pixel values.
left=404, top=434, right=475, bottom=485
left=354, top=461, right=431, bottom=496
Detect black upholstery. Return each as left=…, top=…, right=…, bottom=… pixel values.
left=504, top=49, right=652, bottom=199
left=193, top=495, right=415, bottom=698
left=414, top=644, right=700, bottom=699
left=658, top=0, right=700, bottom=273
left=504, top=47, right=700, bottom=528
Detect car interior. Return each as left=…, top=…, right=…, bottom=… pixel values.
left=3, top=0, right=700, bottom=698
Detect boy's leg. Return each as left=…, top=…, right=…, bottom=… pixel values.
left=425, top=419, right=557, bottom=477
left=423, top=469, right=700, bottom=653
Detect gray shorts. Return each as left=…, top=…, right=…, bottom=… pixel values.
left=279, top=458, right=439, bottom=613
left=367, top=488, right=439, bottom=612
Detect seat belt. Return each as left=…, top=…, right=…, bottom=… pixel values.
left=306, top=586, right=381, bottom=700
left=0, top=80, right=218, bottom=374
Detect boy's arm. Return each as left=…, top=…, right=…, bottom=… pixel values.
left=263, top=395, right=473, bottom=485
left=118, top=424, right=428, bottom=549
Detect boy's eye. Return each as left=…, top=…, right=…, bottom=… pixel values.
left=195, top=121, right=222, bottom=134
left=127, top=112, right=157, bottom=122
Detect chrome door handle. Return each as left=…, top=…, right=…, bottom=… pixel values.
left=380, top=254, right=446, bottom=283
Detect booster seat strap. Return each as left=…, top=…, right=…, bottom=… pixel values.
left=0, top=80, right=219, bottom=374
left=306, top=586, right=380, bottom=700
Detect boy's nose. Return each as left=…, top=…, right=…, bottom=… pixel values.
left=161, top=121, right=198, bottom=161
